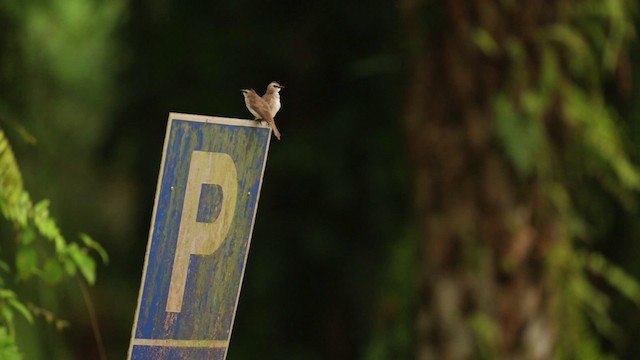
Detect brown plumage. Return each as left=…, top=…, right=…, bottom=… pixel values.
left=241, top=88, right=281, bottom=140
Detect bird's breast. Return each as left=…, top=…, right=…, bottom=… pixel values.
left=271, top=96, right=281, bottom=115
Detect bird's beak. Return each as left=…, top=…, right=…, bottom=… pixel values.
left=277, top=85, right=284, bottom=89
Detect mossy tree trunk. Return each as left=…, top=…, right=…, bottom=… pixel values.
left=400, top=1, right=637, bottom=358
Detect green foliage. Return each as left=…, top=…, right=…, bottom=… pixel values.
left=7, top=0, right=126, bottom=145
left=0, top=128, right=28, bottom=227
left=493, top=0, right=640, bottom=187
left=547, top=242, right=640, bottom=360
left=0, top=127, right=107, bottom=356
left=493, top=93, right=547, bottom=177
left=1, top=0, right=123, bottom=357
left=468, top=312, right=499, bottom=360
left=585, top=252, right=640, bottom=307
left=0, top=327, right=21, bottom=360
left=0, top=128, right=106, bottom=284
left=364, top=230, right=419, bottom=360
left=486, top=0, right=640, bottom=358
left=563, top=84, right=640, bottom=207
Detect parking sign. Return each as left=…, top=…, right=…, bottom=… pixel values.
left=128, top=113, right=272, bottom=359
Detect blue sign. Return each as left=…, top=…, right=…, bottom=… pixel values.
left=128, top=113, right=272, bottom=359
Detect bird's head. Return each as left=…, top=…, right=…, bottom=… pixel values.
left=267, top=81, right=284, bottom=93
left=241, top=89, right=254, bottom=97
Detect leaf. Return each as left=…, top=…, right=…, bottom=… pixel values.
left=585, top=252, right=640, bottom=306
left=539, top=47, right=559, bottom=99
left=562, top=84, right=640, bottom=192
left=41, top=258, right=64, bottom=285
left=7, top=300, right=32, bottom=324
left=15, top=247, right=38, bottom=281
left=68, top=244, right=96, bottom=285
left=0, top=326, right=22, bottom=360
left=469, top=312, right=499, bottom=358
left=0, top=305, right=13, bottom=325
left=471, top=28, right=499, bottom=57
left=20, top=228, right=35, bottom=246
left=78, top=233, right=108, bottom=265
left=493, top=95, right=545, bottom=176
left=32, top=200, right=65, bottom=252
left=0, top=129, right=27, bottom=222
left=63, top=258, right=76, bottom=277
left=0, top=289, right=16, bottom=299
left=543, top=23, right=594, bottom=78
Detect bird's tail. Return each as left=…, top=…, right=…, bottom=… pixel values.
left=270, top=122, right=281, bottom=140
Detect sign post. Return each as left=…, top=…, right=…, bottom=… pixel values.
left=128, top=112, right=272, bottom=359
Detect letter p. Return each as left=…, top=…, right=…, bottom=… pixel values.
left=166, top=151, right=238, bottom=313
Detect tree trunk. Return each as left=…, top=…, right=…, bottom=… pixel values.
left=400, top=1, right=562, bottom=358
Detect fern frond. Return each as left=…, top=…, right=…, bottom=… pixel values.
left=0, top=127, right=31, bottom=228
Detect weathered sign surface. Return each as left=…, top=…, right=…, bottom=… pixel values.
left=128, top=113, right=272, bottom=359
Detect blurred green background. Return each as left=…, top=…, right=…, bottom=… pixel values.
left=1, top=0, right=640, bottom=359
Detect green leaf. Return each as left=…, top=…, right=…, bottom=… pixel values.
left=0, top=289, right=16, bottom=299
left=63, top=258, right=76, bottom=277
left=493, top=95, right=545, bottom=176
left=562, top=84, right=640, bottom=192
left=585, top=252, right=640, bottom=306
left=32, top=200, right=65, bottom=252
left=469, top=312, right=499, bottom=358
left=20, top=228, right=35, bottom=245
left=0, top=326, right=22, bottom=360
left=78, top=233, right=108, bottom=265
left=7, top=300, right=32, bottom=324
left=41, top=258, right=64, bottom=285
left=471, top=28, right=499, bottom=57
left=543, top=23, right=594, bottom=78
left=539, top=47, right=559, bottom=100
left=0, top=128, right=30, bottom=230
left=0, top=306, right=13, bottom=325
left=0, top=261, right=9, bottom=273
left=68, top=244, right=96, bottom=285
left=15, top=247, right=38, bottom=281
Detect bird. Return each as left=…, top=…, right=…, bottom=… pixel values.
left=261, top=81, right=284, bottom=118
left=241, top=89, right=281, bottom=140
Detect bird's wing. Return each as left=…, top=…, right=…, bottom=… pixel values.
left=261, top=94, right=273, bottom=111
left=262, top=93, right=281, bottom=116
left=249, top=95, right=274, bottom=123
